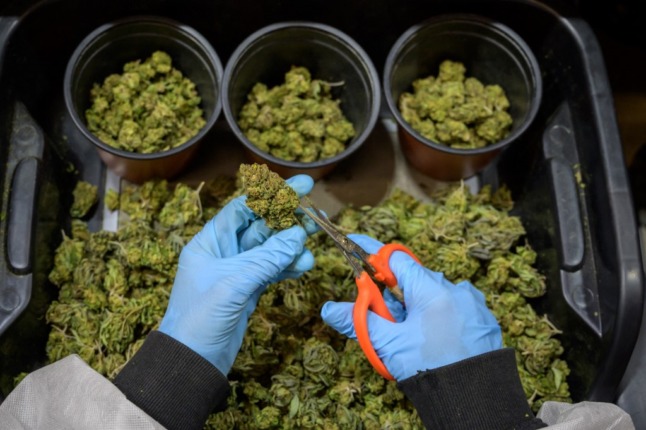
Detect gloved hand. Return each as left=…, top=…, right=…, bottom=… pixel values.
left=321, top=234, right=502, bottom=381
left=159, top=175, right=317, bottom=375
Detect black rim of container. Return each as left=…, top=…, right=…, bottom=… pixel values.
left=222, top=21, right=382, bottom=169
left=63, top=15, right=224, bottom=161
left=383, top=13, right=543, bottom=155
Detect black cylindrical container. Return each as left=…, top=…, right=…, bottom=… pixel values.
left=384, top=14, right=542, bottom=181
left=222, top=22, right=381, bottom=180
left=64, top=16, right=223, bottom=184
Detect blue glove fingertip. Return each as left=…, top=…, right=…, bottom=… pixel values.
left=286, top=174, right=315, bottom=197
left=262, top=226, right=308, bottom=261
left=300, top=211, right=321, bottom=236
left=276, top=249, right=315, bottom=282
left=321, top=301, right=357, bottom=339
left=290, top=249, right=315, bottom=273
left=276, top=225, right=308, bottom=247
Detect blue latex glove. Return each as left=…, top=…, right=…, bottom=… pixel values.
left=159, top=175, right=317, bottom=375
left=321, top=234, right=502, bottom=381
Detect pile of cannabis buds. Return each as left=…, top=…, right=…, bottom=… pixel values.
left=36, top=164, right=570, bottom=429
left=398, top=60, right=513, bottom=149
left=85, top=51, right=206, bottom=154
left=238, top=66, right=356, bottom=162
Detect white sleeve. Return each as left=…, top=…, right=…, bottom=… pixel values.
left=0, top=355, right=166, bottom=430
left=538, top=401, right=635, bottom=430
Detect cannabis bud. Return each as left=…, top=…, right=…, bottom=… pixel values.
left=85, top=50, right=206, bottom=153
left=70, top=181, right=98, bottom=218
left=239, top=163, right=300, bottom=230
left=238, top=66, right=356, bottom=162
left=399, top=59, right=513, bottom=149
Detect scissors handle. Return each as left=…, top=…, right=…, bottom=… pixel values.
left=354, top=271, right=396, bottom=380
left=368, top=243, right=421, bottom=288
left=354, top=243, right=421, bottom=380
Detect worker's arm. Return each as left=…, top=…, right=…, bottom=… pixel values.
left=322, top=235, right=635, bottom=429
left=114, top=175, right=317, bottom=429
left=320, top=235, right=551, bottom=429
left=2, top=336, right=631, bottom=430
left=0, top=175, right=317, bottom=430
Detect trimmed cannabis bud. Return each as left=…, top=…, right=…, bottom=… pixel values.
left=239, top=163, right=300, bottom=230
left=36, top=176, right=569, bottom=429
left=85, top=50, right=206, bottom=153
left=104, top=189, right=120, bottom=211
left=70, top=181, right=98, bottom=218
left=238, top=66, right=356, bottom=162
left=399, top=60, right=513, bottom=149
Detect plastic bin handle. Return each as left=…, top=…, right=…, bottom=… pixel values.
left=0, top=102, right=45, bottom=336
left=542, top=104, right=585, bottom=271
left=548, top=157, right=584, bottom=271
left=7, top=157, right=40, bottom=273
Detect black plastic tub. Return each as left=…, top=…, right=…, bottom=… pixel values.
left=0, top=0, right=643, bottom=425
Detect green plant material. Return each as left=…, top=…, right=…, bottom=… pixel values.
left=399, top=59, right=513, bottom=149
left=158, top=183, right=204, bottom=229
left=238, top=66, right=356, bottom=162
left=239, top=163, right=300, bottom=230
left=105, top=189, right=120, bottom=211
left=48, top=235, right=85, bottom=286
left=85, top=50, right=206, bottom=154
left=118, top=180, right=170, bottom=223
left=41, top=178, right=224, bottom=380
left=208, top=182, right=568, bottom=426
left=38, top=174, right=567, bottom=429
left=70, top=181, right=98, bottom=218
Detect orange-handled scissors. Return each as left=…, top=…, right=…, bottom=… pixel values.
left=300, top=200, right=421, bottom=380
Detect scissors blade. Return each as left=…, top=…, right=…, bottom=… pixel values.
left=300, top=202, right=368, bottom=255
left=299, top=204, right=341, bottom=240
left=301, top=198, right=406, bottom=307
left=339, top=248, right=365, bottom=278
left=299, top=199, right=376, bottom=276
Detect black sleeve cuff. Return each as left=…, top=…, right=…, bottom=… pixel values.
left=113, top=331, right=230, bottom=430
left=397, top=348, right=546, bottom=430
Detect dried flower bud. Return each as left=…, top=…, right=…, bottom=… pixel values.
left=239, top=163, right=300, bottom=230
left=399, top=59, right=512, bottom=148
left=70, top=181, right=98, bottom=218
left=238, top=66, right=355, bottom=162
